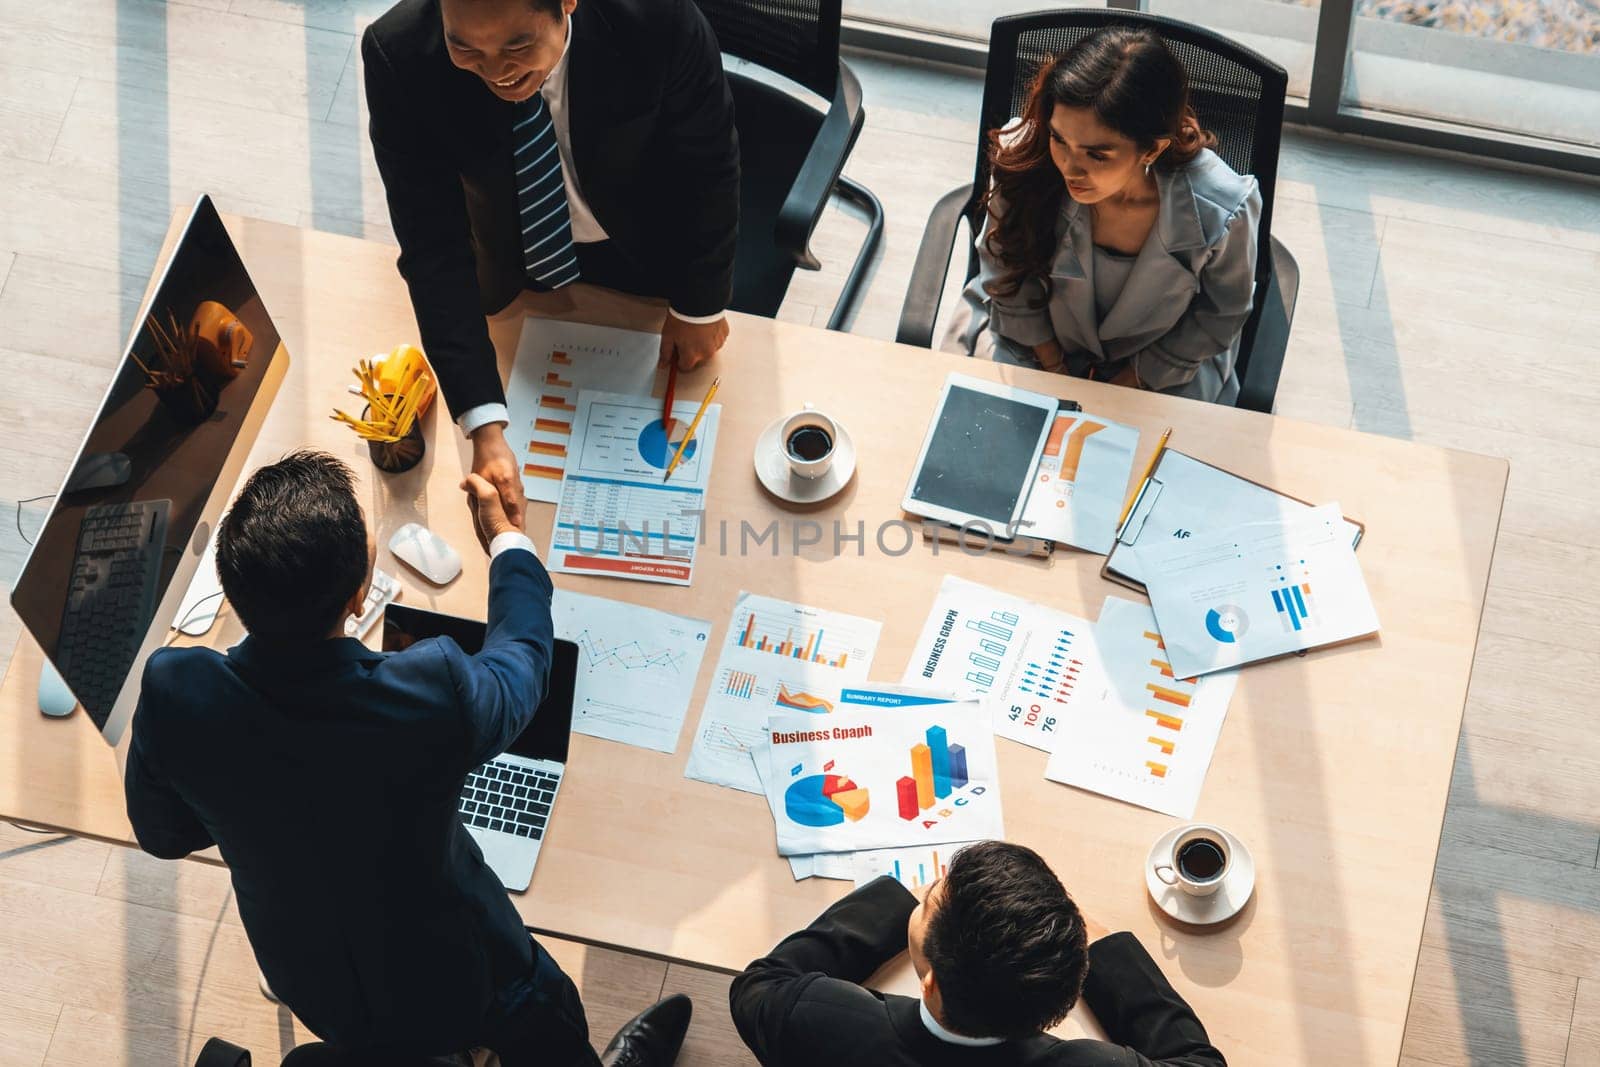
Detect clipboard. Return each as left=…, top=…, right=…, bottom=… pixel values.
left=1101, top=447, right=1366, bottom=594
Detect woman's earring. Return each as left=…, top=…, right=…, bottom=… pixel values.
left=1144, top=160, right=1153, bottom=177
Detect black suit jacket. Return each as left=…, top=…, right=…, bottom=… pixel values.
left=362, top=0, right=739, bottom=419
left=124, top=550, right=557, bottom=1053
left=730, top=877, right=1227, bottom=1067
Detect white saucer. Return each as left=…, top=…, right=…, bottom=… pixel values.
left=1145, top=826, right=1256, bottom=926
left=754, top=415, right=857, bottom=505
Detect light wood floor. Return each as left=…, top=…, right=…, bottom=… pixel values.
left=2, top=2, right=1599, bottom=1064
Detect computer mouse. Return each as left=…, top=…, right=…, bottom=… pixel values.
left=389, top=522, right=462, bottom=585
left=63, top=452, right=132, bottom=493
left=37, top=661, right=78, bottom=718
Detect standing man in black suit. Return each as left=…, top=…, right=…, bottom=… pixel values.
left=363, top=0, right=739, bottom=527
left=730, top=841, right=1227, bottom=1066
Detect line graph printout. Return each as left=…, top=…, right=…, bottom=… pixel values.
left=506, top=319, right=663, bottom=503
left=551, top=589, right=711, bottom=753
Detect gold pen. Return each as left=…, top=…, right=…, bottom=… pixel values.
left=662, top=378, right=720, bottom=483
left=1116, top=426, right=1172, bottom=532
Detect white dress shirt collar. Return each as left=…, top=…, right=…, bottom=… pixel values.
left=919, top=999, right=1006, bottom=1047
left=539, top=13, right=572, bottom=98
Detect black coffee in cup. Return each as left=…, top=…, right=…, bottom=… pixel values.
left=786, top=424, right=833, bottom=463
left=1177, top=837, right=1227, bottom=882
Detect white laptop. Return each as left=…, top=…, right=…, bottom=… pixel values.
left=383, top=603, right=578, bottom=892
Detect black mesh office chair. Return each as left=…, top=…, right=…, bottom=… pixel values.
left=896, top=9, right=1299, bottom=412
left=692, top=0, right=884, bottom=330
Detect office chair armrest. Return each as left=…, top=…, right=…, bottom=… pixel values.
left=895, top=183, right=974, bottom=348
left=1237, top=236, right=1299, bottom=413
left=195, top=1037, right=251, bottom=1067
left=775, top=63, right=866, bottom=271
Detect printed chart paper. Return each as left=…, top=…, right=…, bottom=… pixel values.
left=838, top=685, right=963, bottom=709
left=901, top=576, right=1106, bottom=752
left=1111, top=451, right=1364, bottom=588
left=774, top=686, right=966, bottom=879
left=750, top=754, right=857, bottom=881
left=852, top=841, right=985, bottom=889
left=1019, top=412, right=1138, bottom=554
left=1044, top=597, right=1237, bottom=818
left=765, top=703, right=1004, bottom=856
left=684, top=593, right=881, bottom=794
left=506, top=319, right=663, bottom=503
left=551, top=589, right=711, bottom=753
left=547, top=390, right=717, bottom=586
left=1132, top=504, right=1380, bottom=679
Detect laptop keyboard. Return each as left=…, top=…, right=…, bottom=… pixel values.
left=459, top=760, right=559, bottom=840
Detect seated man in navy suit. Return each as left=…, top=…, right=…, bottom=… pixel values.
left=730, top=840, right=1226, bottom=1066
left=124, top=450, right=689, bottom=1066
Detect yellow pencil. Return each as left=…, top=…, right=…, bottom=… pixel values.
left=1116, top=426, right=1172, bottom=531
left=662, top=377, right=720, bottom=483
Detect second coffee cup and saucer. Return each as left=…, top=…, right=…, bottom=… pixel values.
left=754, top=404, right=857, bottom=505
left=1144, top=823, right=1256, bottom=926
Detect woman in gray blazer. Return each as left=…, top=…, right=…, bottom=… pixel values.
left=954, top=28, right=1261, bottom=404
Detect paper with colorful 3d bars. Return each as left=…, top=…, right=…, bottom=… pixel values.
left=763, top=702, right=1004, bottom=857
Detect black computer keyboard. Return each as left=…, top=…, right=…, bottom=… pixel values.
left=54, top=500, right=169, bottom=721
left=459, top=761, right=558, bottom=840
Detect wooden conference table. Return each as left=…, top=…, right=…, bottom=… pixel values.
left=0, top=213, right=1506, bottom=1065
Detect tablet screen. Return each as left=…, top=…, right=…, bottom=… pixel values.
left=908, top=385, right=1053, bottom=527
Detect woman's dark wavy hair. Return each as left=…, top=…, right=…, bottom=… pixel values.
left=982, top=27, right=1217, bottom=299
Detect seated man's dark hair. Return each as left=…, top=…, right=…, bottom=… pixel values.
left=215, top=450, right=369, bottom=644
left=922, top=840, right=1089, bottom=1039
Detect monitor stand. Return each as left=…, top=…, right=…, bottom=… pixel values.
left=37, top=660, right=78, bottom=718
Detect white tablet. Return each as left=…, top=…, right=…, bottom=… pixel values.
left=902, top=373, right=1058, bottom=533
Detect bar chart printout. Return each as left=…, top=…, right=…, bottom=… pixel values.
left=685, top=593, right=883, bottom=794
left=505, top=319, right=664, bottom=502
left=851, top=842, right=986, bottom=889
left=902, top=575, right=1106, bottom=752
left=1132, top=503, right=1379, bottom=678
left=1043, top=596, right=1238, bottom=818
left=1018, top=412, right=1139, bottom=554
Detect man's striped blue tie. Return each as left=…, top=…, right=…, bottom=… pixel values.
left=513, top=94, right=580, bottom=289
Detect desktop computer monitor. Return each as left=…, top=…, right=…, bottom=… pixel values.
left=9, top=195, right=289, bottom=746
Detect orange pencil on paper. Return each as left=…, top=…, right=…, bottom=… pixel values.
left=1116, top=426, right=1172, bottom=532
left=662, top=377, right=720, bottom=483
left=661, top=354, right=679, bottom=436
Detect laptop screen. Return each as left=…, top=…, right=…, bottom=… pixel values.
left=381, top=603, right=576, bottom=764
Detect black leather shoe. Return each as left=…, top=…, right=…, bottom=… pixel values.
left=600, top=993, right=693, bottom=1067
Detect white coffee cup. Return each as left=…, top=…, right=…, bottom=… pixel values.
left=1154, top=824, right=1231, bottom=897
left=781, top=404, right=837, bottom=480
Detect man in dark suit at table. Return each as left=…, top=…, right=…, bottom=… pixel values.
left=123, top=451, right=691, bottom=1066
left=730, top=840, right=1227, bottom=1066
left=362, top=0, right=740, bottom=530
